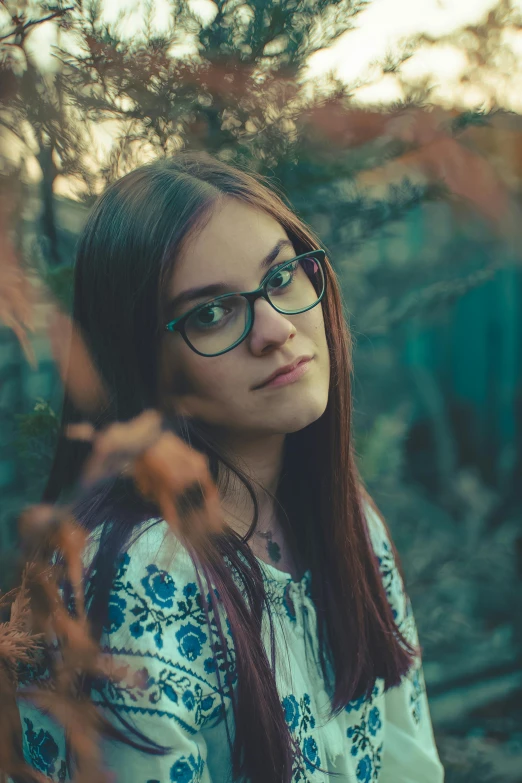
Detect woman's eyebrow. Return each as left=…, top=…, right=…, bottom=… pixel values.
left=165, top=238, right=294, bottom=316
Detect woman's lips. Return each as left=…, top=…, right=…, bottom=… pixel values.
left=256, top=357, right=313, bottom=389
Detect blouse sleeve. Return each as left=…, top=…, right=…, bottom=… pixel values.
left=364, top=502, right=445, bottom=783
left=89, top=520, right=236, bottom=783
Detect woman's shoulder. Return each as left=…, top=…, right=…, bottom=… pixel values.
left=83, top=518, right=214, bottom=619
left=84, top=517, right=191, bottom=574
left=86, top=518, right=236, bottom=730
left=361, top=496, right=392, bottom=555
left=361, top=496, right=411, bottom=630
left=86, top=518, right=223, bottom=649
left=103, top=521, right=205, bottom=631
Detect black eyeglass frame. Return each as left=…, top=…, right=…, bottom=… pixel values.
left=164, top=249, right=327, bottom=357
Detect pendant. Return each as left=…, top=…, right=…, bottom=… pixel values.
left=256, top=530, right=282, bottom=563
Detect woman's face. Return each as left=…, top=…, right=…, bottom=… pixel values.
left=158, top=198, right=330, bottom=438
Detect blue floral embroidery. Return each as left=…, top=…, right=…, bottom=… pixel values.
left=303, top=735, right=320, bottom=772
left=282, top=694, right=300, bottom=731
left=345, top=683, right=383, bottom=781
left=24, top=718, right=66, bottom=780
left=282, top=582, right=296, bottom=621
left=169, top=751, right=204, bottom=782
left=176, top=622, right=207, bottom=661
left=129, top=618, right=145, bottom=639
left=115, top=551, right=131, bottom=577
left=409, top=666, right=424, bottom=725
left=183, top=582, right=198, bottom=598
left=103, top=659, right=224, bottom=728
left=282, top=692, right=320, bottom=779
left=302, top=693, right=316, bottom=728
left=261, top=570, right=312, bottom=626
left=105, top=593, right=127, bottom=633
left=108, top=553, right=235, bottom=682
left=356, top=754, right=372, bottom=783
left=375, top=539, right=400, bottom=620
left=94, top=547, right=236, bottom=730
left=368, top=706, right=382, bottom=736
left=373, top=525, right=425, bottom=728
left=345, top=693, right=366, bottom=714
left=141, top=564, right=177, bottom=609
left=182, top=689, right=196, bottom=710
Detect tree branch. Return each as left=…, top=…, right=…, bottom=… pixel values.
left=0, top=7, right=74, bottom=44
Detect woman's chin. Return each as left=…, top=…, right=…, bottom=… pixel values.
left=270, top=400, right=329, bottom=435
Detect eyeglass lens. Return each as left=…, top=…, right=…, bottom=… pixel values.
left=184, top=255, right=324, bottom=356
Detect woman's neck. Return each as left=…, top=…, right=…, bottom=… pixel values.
left=216, top=432, right=285, bottom=537
left=214, top=431, right=302, bottom=578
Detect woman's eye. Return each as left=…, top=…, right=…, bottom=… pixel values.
left=268, top=263, right=296, bottom=290
left=197, top=306, right=220, bottom=324
left=193, top=304, right=228, bottom=328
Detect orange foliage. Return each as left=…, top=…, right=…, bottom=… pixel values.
left=48, top=310, right=109, bottom=417
left=305, top=100, right=516, bottom=227
left=0, top=192, right=36, bottom=367
left=72, top=409, right=224, bottom=545
left=0, top=310, right=224, bottom=780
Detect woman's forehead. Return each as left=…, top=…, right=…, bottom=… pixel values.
left=170, top=199, right=292, bottom=291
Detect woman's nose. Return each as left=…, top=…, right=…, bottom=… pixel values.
left=248, top=298, right=296, bottom=356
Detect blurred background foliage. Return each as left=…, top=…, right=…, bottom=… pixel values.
left=1, top=0, right=521, bottom=780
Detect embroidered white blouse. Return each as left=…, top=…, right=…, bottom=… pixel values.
left=17, top=501, right=444, bottom=783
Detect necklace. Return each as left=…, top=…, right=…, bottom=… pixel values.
left=255, top=529, right=281, bottom=563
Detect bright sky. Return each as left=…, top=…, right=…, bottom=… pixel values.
left=309, top=0, right=500, bottom=79
left=306, top=0, right=506, bottom=104
left=303, top=0, right=522, bottom=112
left=15, top=0, right=522, bottom=195
left=24, top=0, right=522, bottom=110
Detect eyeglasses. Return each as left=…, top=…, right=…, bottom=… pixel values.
left=164, top=249, right=326, bottom=357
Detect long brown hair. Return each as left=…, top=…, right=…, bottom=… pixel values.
left=44, top=152, right=415, bottom=783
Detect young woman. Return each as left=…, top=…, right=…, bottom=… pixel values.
left=18, top=153, right=444, bottom=783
